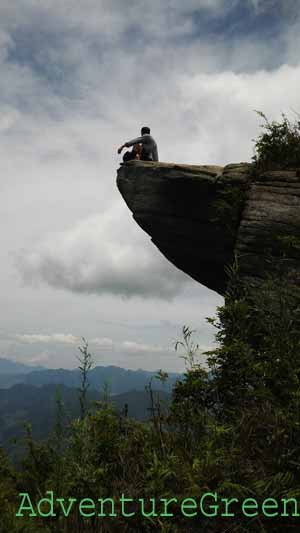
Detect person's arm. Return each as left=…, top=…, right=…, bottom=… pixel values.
left=117, top=143, right=126, bottom=154
left=124, top=136, right=145, bottom=148
left=118, top=136, right=145, bottom=154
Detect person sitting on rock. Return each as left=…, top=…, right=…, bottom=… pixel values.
left=118, top=126, right=159, bottom=162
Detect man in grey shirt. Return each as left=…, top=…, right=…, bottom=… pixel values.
left=118, top=126, right=159, bottom=162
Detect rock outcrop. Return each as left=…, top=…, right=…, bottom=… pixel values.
left=117, top=161, right=300, bottom=296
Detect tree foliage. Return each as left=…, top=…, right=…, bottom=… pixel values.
left=253, top=111, right=300, bottom=171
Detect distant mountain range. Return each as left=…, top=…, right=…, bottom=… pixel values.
left=0, top=383, right=170, bottom=462
left=0, top=358, right=180, bottom=462
left=0, top=358, right=181, bottom=393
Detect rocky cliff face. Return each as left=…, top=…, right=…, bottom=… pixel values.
left=117, top=161, right=300, bottom=296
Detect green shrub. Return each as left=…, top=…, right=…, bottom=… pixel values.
left=253, top=111, right=300, bottom=171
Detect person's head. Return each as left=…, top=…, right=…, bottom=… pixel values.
left=141, top=126, right=150, bottom=135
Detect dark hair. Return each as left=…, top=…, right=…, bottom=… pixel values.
left=141, top=126, right=150, bottom=135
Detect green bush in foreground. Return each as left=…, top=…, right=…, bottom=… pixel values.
left=253, top=111, right=300, bottom=171
left=1, top=266, right=300, bottom=532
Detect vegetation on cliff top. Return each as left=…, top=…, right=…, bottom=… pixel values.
left=253, top=111, right=300, bottom=171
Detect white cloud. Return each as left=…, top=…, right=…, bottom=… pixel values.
left=121, top=341, right=170, bottom=355
left=91, top=337, right=114, bottom=349
left=16, top=333, right=80, bottom=345
left=16, top=206, right=190, bottom=300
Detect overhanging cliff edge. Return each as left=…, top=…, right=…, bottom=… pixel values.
left=117, top=160, right=300, bottom=295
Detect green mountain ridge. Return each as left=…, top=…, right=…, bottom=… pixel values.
left=0, top=359, right=181, bottom=392
left=0, top=383, right=170, bottom=463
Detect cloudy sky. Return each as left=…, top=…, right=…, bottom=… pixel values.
left=1, top=0, right=299, bottom=372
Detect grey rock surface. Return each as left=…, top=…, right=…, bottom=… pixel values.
left=117, top=161, right=300, bottom=295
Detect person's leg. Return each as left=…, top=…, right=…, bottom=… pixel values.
left=123, top=150, right=136, bottom=162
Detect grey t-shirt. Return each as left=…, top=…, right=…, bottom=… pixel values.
left=125, top=133, right=159, bottom=161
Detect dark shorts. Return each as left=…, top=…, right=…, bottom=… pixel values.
left=123, top=150, right=137, bottom=162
